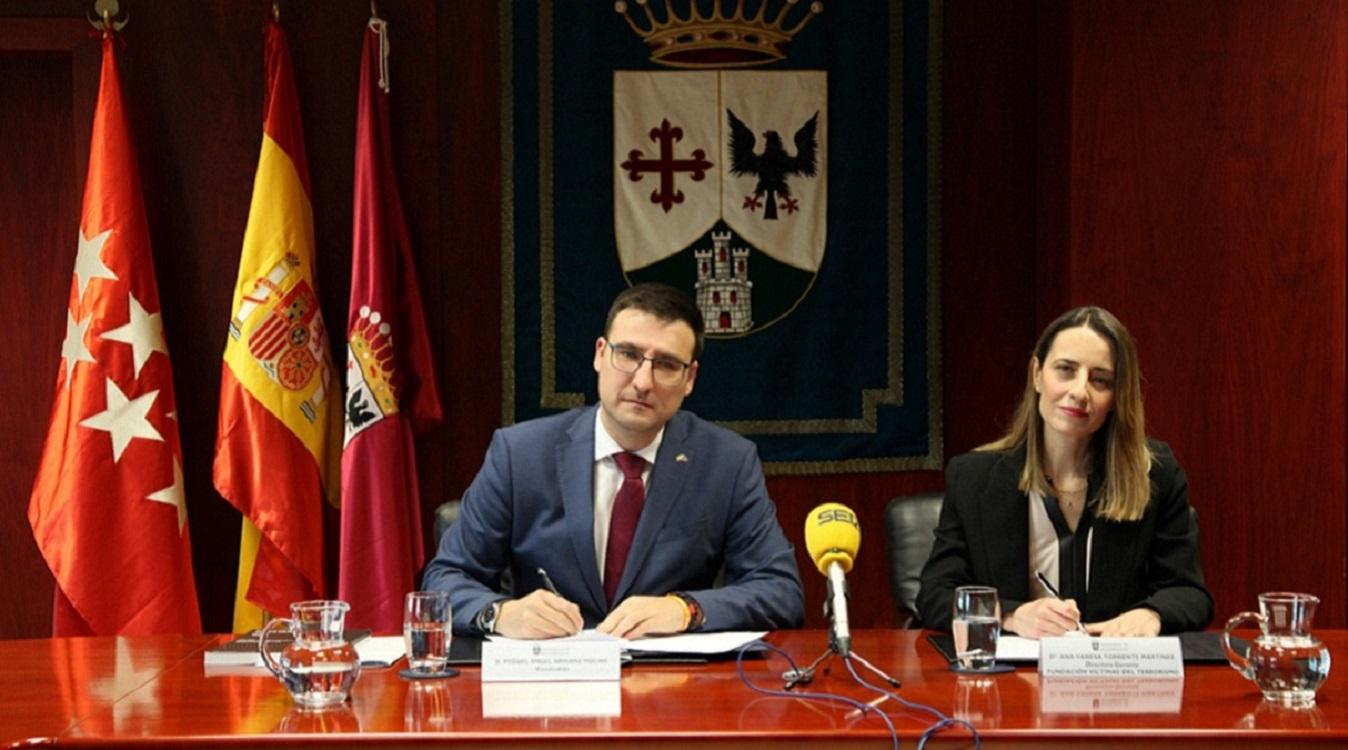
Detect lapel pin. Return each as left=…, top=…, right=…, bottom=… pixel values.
left=676, top=453, right=688, bottom=463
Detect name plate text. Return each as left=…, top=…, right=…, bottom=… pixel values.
left=481, top=638, right=621, bottom=682
left=1039, top=636, right=1184, bottom=678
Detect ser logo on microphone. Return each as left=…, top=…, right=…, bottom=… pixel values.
left=813, top=507, right=859, bottom=527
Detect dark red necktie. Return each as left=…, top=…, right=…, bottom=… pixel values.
left=603, top=452, right=647, bottom=605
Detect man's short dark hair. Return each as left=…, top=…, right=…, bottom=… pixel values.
left=603, top=283, right=705, bottom=361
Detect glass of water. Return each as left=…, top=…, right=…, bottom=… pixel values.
left=404, top=591, right=453, bottom=674
left=952, top=585, right=1001, bottom=670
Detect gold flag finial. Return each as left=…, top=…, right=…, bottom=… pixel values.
left=88, top=0, right=128, bottom=33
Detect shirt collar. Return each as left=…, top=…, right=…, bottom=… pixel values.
left=593, top=408, right=663, bottom=466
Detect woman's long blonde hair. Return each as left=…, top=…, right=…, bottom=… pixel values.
left=981, top=306, right=1153, bottom=521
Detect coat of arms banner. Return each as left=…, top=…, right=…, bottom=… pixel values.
left=502, top=0, right=942, bottom=474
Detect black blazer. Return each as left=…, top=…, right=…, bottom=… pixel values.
left=916, top=441, right=1213, bottom=634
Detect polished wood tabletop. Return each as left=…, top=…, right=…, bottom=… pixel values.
left=4, top=629, right=1344, bottom=748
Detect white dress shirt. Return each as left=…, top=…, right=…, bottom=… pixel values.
left=591, top=410, right=662, bottom=577
left=1028, top=488, right=1095, bottom=599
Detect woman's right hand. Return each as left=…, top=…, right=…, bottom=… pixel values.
left=1006, top=597, right=1083, bottom=639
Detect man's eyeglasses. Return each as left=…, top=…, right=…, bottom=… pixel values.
left=606, top=342, right=692, bottom=387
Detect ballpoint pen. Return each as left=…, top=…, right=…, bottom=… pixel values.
left=1034, top=570, right=1090, bottom=635
left=537, top=567, right=561, bottom=596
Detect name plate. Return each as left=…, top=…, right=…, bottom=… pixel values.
left=480, top=638, right=622, bottom=682
left=1039, top=636, right=1184, bottom=678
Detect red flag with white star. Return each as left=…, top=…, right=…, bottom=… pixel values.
left=338, top=17, right=443, bottom=632
left=27, top=32, right=201, bottom=636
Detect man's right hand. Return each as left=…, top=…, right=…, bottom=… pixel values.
left=495, top=589, right=583, bottom=639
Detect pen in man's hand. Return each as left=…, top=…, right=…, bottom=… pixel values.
left=537, top=567, right=561, bottom=596
left=1035, top=570, right=1089, bottom=635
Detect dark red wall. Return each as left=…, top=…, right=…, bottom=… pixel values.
left=1, top=1, right=1344, bottom=638
left=1055, top=0, right=1348, bottom=626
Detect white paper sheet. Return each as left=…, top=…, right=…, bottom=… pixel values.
left=488, top=629, right=767, bottom=655
left=355, top=635, right=407, bottom=667
left=621, top=631, right=768, bottom=654
left=995, top=635, right=1043, bottom=661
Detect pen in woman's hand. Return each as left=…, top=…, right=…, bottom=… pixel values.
left=1035, top=570, right=1089, bottom=635
left=537, top=567, right=561, bottom=596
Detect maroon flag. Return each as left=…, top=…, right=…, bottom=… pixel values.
left=339, top=16, right=443, bottom=632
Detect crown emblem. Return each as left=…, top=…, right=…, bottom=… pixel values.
left=348, top=305, right=401, bottom=416
left=615, top=0, right=823, bottom=69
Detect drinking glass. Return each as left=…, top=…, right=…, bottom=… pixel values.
left=952, top=586, right=1001, bottom=670
left=404, top=591, right=453, bottom=674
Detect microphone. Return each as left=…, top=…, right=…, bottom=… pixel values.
left=804, top=502, right=861, bottom=657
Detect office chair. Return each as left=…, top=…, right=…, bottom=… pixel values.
left=431, top=498, right=514, bottom=595
left=432, top=499, right=462, bottom=545
left=883, top=493, right=944, bottom=628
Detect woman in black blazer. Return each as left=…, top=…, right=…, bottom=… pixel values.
left=917, top=307, right=1212, bottom=637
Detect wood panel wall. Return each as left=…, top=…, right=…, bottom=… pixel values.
left=0, top=17, right=95, bottom=639
left=0, top=0, right=1343, bottom=638
left=1054, top=0, right=1348, bottom=626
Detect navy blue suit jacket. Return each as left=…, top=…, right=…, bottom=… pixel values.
left=423, top=406, right=805, bottom=633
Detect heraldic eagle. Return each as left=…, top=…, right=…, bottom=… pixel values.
left=727, top=108, right=819, bottom=221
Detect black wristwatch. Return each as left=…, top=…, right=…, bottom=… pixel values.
left=475, top=601, right=503, bottom=635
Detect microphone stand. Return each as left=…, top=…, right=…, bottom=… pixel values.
left=782, top=584, right=902, bottom=692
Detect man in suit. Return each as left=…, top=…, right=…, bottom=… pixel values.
left=423, top=283, right=804, bottom=638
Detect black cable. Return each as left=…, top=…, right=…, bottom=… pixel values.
left=733, top=639, right=984, bottom=750
left=735, top=641, right=899, bottom=750
left=841, top=657, right=982, bottom=750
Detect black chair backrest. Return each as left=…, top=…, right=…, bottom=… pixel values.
left=883, top=493, right=944, bottom=628
left=431, top=498, right=514, bottom=596
left=433, top=499, right=462, bottom=545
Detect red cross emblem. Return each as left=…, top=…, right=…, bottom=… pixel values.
left=621, top=119, right=713, bottom=213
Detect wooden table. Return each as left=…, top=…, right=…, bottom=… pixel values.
left=4, top=630, right=1344, bottom=748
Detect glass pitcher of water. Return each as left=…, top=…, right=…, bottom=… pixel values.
left=260, top=600, right=362, bottom=709
left=1223, top=592, right=1331, bottom=706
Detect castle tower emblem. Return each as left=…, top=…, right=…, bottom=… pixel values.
left=695, top=231, right=753, bottom=334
